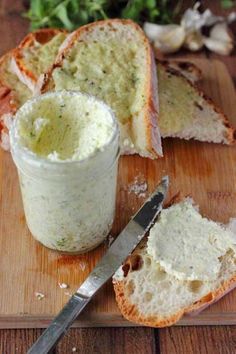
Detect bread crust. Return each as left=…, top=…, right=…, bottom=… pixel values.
left=0, top=51, right=19, bottom=149
left=159, top=60, right=202, bottom=83
left=41, top=19, right=163, bottom=158
left=157, top=61, right=235, bottom=145
left=113, top=196, right=236, bottom=327
left=144, top=45, right=162, bottom=157
left=0, top=85, right=15, bottom=150
left=113, top=273, right=236, bottom=328
left=12, top=28, right=67, bottom=90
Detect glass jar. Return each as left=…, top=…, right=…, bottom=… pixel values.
left=10, top=91, right=119, bottom=254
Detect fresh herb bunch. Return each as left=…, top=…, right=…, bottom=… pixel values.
left=24, top=0, right=185, bottom=31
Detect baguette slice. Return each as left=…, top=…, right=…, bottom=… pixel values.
left=113, top=198, right=236, bottom=328
left=12, top=29, right=67, bottom=92
left=157, top=62, right=235, bottom=144
left=41, top=19, right=163, bottom=159
left=0, top=50, right=32, bottom=150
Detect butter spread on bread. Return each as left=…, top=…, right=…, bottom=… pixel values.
left=147, top=199, right=236, bottom=281
left=0, top=51, right=32, bottom=150
left=0, top=25, right=235, bottom=152
left=41, top=19, right=163, bottom=159
left=157, top=61, right=235, bottom=144
left=12, top=29, right=67, bottom=92
left=0, top=51, right=31, bottom=107
left=113, top=198, right=236, bottom=327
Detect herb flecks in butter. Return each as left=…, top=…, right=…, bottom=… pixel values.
left=157, top=65, right=195, bottom=135
left=17, top=91, right=116, bottom=161
left=21, top=33, right=67, bottom=78
left=147, top=199, right=236, bottom=281
left=52, top=40, right=146, bottom=124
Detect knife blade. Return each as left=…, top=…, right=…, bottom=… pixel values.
left=28, top=176, right=169, bottom=354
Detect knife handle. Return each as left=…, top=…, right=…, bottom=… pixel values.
left=28, top=293, right=90, bottom=354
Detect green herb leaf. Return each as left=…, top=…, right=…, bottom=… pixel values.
left=54, top=2, right=74, bottom=30
left=220, top=0, right=235, bottom=9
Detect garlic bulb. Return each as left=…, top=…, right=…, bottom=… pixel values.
left=204, top=23, right=233, bottom=55
left=143, top=23, right=185, bottom=54
left=143, top=3, right=235, bottom=56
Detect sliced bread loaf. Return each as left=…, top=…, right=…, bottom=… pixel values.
left=41, top=19, right=163, bottom=159
left=113, top=198, right=236, bottom=327
left=11, top=29, right=67, bottom=93
left=157, top=61, right=235, bottom=144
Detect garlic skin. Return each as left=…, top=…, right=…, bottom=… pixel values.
left=143, top=22, right=185, bottom=54
left=204, top=23, right=233, bottom=55
left=181, top=2, right=223, bottom=32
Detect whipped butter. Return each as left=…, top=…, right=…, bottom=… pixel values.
left=147, top=199, right=236, bottom=281
left=10, top=91, right=119, bottom=253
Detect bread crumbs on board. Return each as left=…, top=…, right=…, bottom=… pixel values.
left=65, top=291, right=72, bottom=297
left=58, top=282, right=69, bottom=289
left=35, top=292, right=45, bottom=300
left=128, top=175, right=148, bottom=198
left=79, top=261, right=86, bottom=271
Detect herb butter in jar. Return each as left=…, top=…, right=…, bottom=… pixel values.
left=10, top=91, right=119, bottom=253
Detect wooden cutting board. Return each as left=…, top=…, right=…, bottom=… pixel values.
left=0, top=59, right=236, bottom=329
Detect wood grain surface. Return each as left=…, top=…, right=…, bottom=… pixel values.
left=1, top=58, right=236, bottom=328
left=0, top=327, right=156, bottom=354
left=1, top=0, right=236, bottom=353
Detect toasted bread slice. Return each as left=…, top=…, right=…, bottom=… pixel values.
left=113, top=198, right=236, bottom=327
left=157, top=62, right=235, bottom=144
left=0, top=50, right=32, bottom=150
left=12, top=29, right=67, bottom=92
left=0, top=51, right=31, bottom=108
left=41, top=19, right=163, bottom=159
left=159, top=60, right=202, bottom=84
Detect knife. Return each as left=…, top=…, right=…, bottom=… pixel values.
left=28, top=176, right=169, bottom=354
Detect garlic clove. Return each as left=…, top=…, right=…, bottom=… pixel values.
left=204, top=22, right=234, bottom=55
left=143, top=23, right=186, bottom=54
left=154, top=26, right=186, bottom=54
left=210, top=22, right=233, bottom=43
left=143, top=22, right=170, bottom=42
left=204, top=37, right=233, bottom=55
left=227, top=12, right=236, bottom=24
left=184, top=31, right=204, bottom=51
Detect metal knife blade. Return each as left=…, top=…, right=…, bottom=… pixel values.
left=28, top=176, right=169, bottom=354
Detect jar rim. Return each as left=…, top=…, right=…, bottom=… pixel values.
left=10, top=90, right=120, bottom=170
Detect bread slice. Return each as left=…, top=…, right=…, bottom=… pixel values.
left=41, top=19, right=163, bottom=159
left=159, top=60, right=202, bottom=84
left=113, top=198, right=236, bottom=327
left=0, top=50, right=32, bottom=150
left=157, top=61, right=235, bottom=144
left=11, top=29, right=67, bottom=92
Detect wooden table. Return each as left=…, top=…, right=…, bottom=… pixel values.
left=0, top=1, right=236, bottom=353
